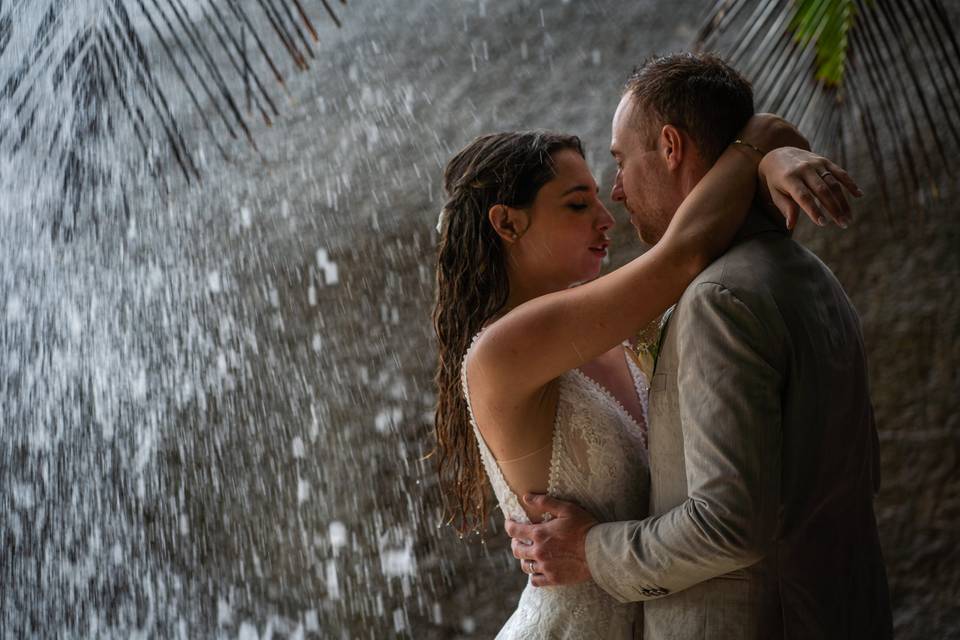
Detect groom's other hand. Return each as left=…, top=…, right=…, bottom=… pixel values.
left=505, top=494, right=599, bottom=587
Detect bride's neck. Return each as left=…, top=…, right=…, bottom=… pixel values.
left=501, top=273, right=560, bottom=318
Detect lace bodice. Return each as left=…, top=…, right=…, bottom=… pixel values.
left=461, top=334, right=651, bottom=639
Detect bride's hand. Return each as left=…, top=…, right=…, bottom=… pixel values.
left=759, top=147, right=863, bottom=230
left=735, top=113, right=862, bottom=229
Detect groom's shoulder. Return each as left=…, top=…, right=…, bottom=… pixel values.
left=678, top=231, right=822, bottom=327
left=688, top=232, right=795, bottom=299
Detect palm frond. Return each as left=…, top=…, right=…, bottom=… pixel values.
left=696, top=0, right=960, bottom=215
left=0, top=0, right=345, bottom=239
left=790, top=0, right=856, bottom=87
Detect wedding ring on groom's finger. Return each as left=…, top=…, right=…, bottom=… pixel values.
left=818, top=170, right=834, bottom=180
left=525, top=559, right=536, bottom=574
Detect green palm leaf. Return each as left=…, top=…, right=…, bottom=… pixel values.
left=697, top=0, right=960, bottom=212
left=790, top=0, right=857, bottom=86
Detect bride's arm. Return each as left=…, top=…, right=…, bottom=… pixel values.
left=470, top=119, right=859, bottom=399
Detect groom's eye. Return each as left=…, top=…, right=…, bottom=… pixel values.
left=568, top=203, right=588, bottom=211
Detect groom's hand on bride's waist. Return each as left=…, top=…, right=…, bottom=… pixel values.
left=504, top=494, right=599, bottom=588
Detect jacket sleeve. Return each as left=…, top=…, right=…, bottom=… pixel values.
left=584, top=281, right=787, bottom=602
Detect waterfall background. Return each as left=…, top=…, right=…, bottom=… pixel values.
left=1, top=0, right=957, bottom=637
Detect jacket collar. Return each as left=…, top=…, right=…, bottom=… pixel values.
left=733, top=206, right=791, bottom=244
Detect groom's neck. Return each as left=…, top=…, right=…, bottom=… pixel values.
left=678, top=160, right=710, bottom=202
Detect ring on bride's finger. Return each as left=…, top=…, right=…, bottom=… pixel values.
left=526, top=559, right=536, bottom=573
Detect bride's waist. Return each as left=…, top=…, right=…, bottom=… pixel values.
left=518, top=580, right=635, bottom=610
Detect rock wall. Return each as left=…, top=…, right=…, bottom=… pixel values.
left=4, top=0, right=955, bottom=637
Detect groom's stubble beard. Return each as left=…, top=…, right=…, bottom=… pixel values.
left=635, top=205, right=674, bottom=246
left=620, top=178, right=673, bottom=246
left=629, top=192, right=679, bottom=246
left=630, top=156, right=685, bottom=247
left=641, top=160, right=711, bottom=246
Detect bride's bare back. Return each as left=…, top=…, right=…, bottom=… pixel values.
left=468, top=341, right=648, bottom=521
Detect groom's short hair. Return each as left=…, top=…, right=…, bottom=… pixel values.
left=624, top=53, right=754, bottom=164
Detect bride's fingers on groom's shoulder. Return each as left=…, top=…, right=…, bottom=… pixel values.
left=804, top=171, right=848, bottom=224
left=770, top=189, right=799, bottom=230
left=788, top=180, right=832, bottom=227
left=792, top=170, right=849, bottom=227
left=824, top=160, right=862, bottom=198
left=820, top=173, right=852, bottom=221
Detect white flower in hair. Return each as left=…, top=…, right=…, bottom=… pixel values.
left=436, top=208, right=449, bottom=233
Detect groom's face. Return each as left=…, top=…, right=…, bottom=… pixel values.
left=609, top=93, right=675, bottom=245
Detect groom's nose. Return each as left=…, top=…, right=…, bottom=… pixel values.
left=611, top=172, right=625, bottom=202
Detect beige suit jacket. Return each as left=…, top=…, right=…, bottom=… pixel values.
left=585, top=212, right=892, bottom=639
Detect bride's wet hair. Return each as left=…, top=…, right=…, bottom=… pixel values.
left=432, top=131, right=584, bottom=534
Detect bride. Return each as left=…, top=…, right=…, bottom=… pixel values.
left=431, top=118, right=854, bottom=637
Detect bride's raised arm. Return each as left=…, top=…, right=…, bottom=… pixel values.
left=470, top=116, right=859, bottom=399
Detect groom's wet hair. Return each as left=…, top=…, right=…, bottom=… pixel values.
left=624, top=53, right=754, bottom=164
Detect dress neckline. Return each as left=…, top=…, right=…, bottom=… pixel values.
left=572, top=346, right=648, bottom=439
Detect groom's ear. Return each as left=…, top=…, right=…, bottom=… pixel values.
left=488, top=204, right=529, bottom=244
left=660, top=124, right=686, bottom=171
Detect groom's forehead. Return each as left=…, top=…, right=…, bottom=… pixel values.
left=613, top=95, right=647, bottom=137
left=612, top=116, right=646, bottom=154
left=613, top=94, right=633, bottom=126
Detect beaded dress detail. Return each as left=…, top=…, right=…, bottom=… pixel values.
left=461, top=333, right=651, bottom=639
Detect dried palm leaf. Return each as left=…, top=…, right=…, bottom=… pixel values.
left=0, top=0, right=345, bottom=239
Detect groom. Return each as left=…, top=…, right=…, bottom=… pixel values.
left=505, top=53, right=893, bottom=639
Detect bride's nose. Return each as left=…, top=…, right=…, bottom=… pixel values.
left=596, top=204, right=615, bottom=231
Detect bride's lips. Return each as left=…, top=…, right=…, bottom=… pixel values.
left=589, top=241, right=610, bottom=257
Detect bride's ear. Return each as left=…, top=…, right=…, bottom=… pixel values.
left=488, top=204, right=529, bottom=244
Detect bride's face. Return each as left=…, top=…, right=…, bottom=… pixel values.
left=512, top=150, right=615, bottom=290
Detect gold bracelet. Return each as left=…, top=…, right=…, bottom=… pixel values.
left=732, top=138, right=766, bottom=156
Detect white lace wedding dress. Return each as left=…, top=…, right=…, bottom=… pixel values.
left=461, top=336, right=651, bottom=639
